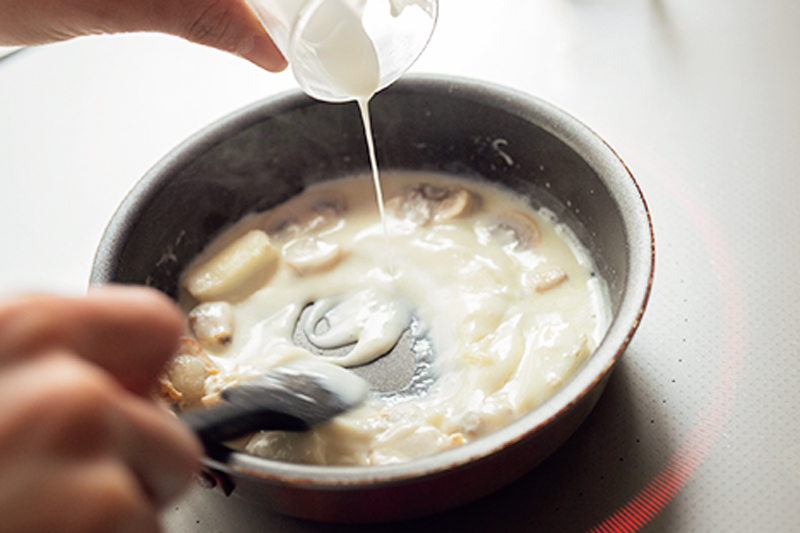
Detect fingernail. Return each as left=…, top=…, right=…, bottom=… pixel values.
left=239, top=33, right=288, bottom=72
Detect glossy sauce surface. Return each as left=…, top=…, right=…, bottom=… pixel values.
left=177, top=172, right=609, bottom=465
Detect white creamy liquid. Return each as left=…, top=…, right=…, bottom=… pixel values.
left=300, top=0, right=389, bottom=249
left=168, top=1, right=604, bottom=466
left=358, top=98, right=391, bottom=246
left=177, top=173, right=610, bottom=465
left=302, top=0, right=380, bottom=99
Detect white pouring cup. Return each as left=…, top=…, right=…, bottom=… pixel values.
left=246, top=0, right=438, bottom=102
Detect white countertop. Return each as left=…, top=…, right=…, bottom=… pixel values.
left=1, top=0, right=799, bottom=530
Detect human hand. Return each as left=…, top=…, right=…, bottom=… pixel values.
left=0, top=286, right=202, bottom=533
left=0, top=0, right=287, bottom=71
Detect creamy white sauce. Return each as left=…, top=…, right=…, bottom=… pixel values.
left=300, top=287, right=412, bottom=366
left=180, top=172, right=610, bottom=466
left=299, top=0, right=389, bottom=271
left=301, top=0, right=380, bottom=100
left=268, top=357, right=370, bottom=410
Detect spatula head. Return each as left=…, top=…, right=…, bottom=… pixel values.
left=180, top=358, right=369, bottom=447
left=222, top=358, right=369, bottom=427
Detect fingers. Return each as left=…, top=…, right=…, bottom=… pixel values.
left=0, top=285, right=184, bottom=396
left=0, top=352, right=201, bottom=531
left=7, top=459, right=163, bottom=533
left=115, top=384, right=204, bottom=505
left=0, top=0, right=287, bottom=72
left=0, top=461, right=162, bottom=533
left=157, top=0, right=288, bottom=72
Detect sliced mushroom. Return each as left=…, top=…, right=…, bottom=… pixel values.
left=264, top=190, right=348, bottom=243
left=488, top=209, right=542, bottom=250
left=188, top=301, right=236, bottom=348
left=283, top=236, right=348, bottom=276
left=433, top=186, right=477, bottom=222
left=387, top=183, right=478, bottom=226
left=386, top=188, right=432, bottom=225
left=181, top=229, right=279, bottom=302
left=525, top=266, right=569, bottom=292
left=159, top=337, right=220, bottom=408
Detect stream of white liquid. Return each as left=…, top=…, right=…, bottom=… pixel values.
left=358, top=98, right=392, bottom=255
left=175, top=1, right=614, bottom=466
left=306, top=0, right=391, bottom=259
left=188, top=172, right=610, bottom=465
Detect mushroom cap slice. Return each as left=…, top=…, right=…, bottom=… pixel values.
left=387, top=183, right=478, bottom=226
left=265, top=190, right=348, bottom=243
left=284, top=237, right=348, bottom=276
left=489, top=209, right=542, bottom=250
left=433, top=186, right=477, bottom=222
left=386, top=188, right=433, bottom=225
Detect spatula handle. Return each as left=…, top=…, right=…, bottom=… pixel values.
left=179, top=400, right=307, bottom=447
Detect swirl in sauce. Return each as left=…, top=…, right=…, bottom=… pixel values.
left=169, top=172, right=610, bottom=466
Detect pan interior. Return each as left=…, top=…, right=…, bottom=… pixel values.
left=91, top=76, right=651, bottom=494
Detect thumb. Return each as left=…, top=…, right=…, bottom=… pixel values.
left=152, top=0, right=287, bottom=71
